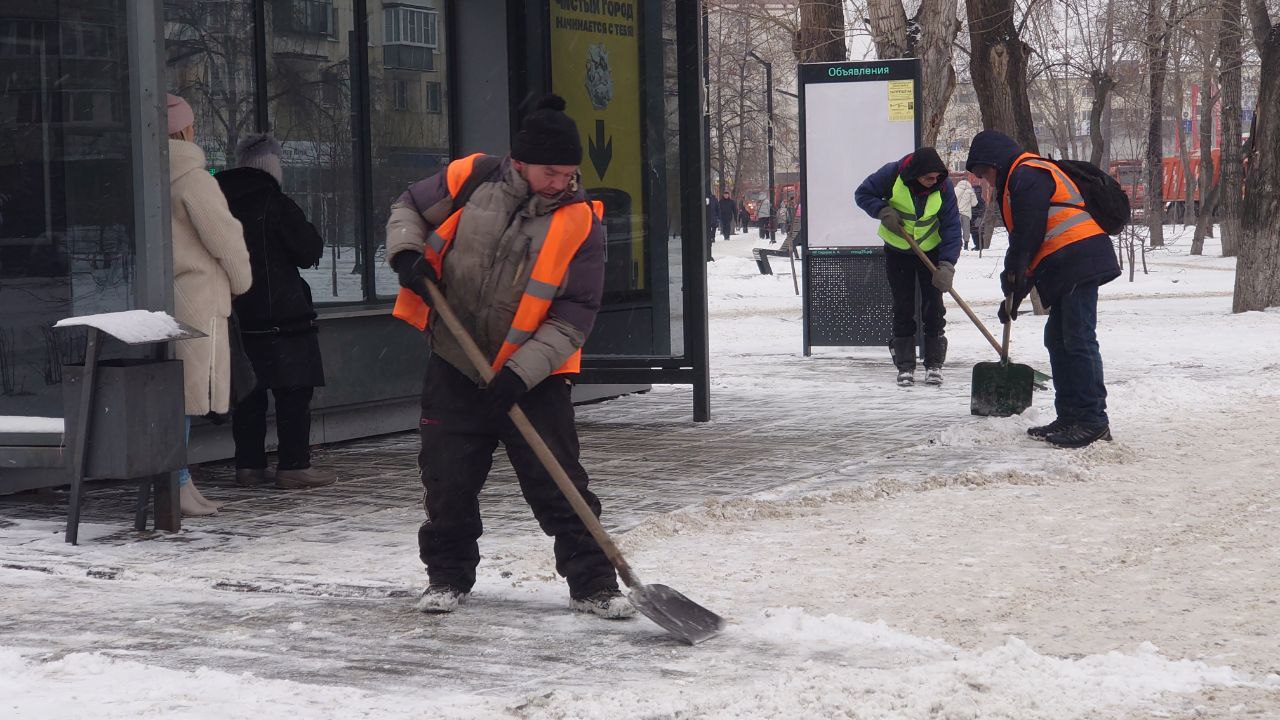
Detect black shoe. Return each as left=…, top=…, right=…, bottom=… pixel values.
left=1045, top=422, right=1112, bottom=449
left=415, top=583, right=469, bottom=614
left=1026, top=418, right=1070, bottom=441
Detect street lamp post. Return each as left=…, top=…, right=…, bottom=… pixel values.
left=747, top=50, right=774, bottom=241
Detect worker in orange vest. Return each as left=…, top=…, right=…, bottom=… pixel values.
left=966, top=130, right=1120, bottom=449
left=383, top=95, right=631, bottom=619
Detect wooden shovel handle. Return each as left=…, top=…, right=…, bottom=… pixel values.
left=893, top=229, right=1004, bottom=356
left=419, top=279, right=642, bottom=589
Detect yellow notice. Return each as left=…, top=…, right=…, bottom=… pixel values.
left=888, top=79, right=915, bottom=122
left=549, top=0, right=645, bottom=290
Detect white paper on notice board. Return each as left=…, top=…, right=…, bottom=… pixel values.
left=803, top=80, right=916, bottom=248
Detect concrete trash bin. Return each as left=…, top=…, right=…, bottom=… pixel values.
left=62, top=358, right=186, bottom=479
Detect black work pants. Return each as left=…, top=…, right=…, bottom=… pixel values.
left=233, top=386, right=314, bottom=470
left=416, top=355, right=617, bottom=599
left=885, top=247, right=946, bottom=338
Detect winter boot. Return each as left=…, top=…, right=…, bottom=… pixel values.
left=275, top=467, right=337, bottom=489
left=1045, top=422, right=1113, bottom=449
left=570, top=588, right=636, bottom=619
left=415, top=584, right=469, bottom=614
left=923, top=335, right=947, bottom=386
left=179, top=482, right=217, bottom=517
left=890, top=337, right=916, bottom=387
left=1027, top=418, right=1070, bottom=440
left=235, top=468, right=275, bottom=486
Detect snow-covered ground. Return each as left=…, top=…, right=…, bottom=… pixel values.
left=4, top=225, right=1280, bottom=719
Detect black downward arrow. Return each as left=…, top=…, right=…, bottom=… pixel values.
left=588, top=119, right=613, bottom=180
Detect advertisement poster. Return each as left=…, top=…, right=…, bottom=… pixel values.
left=548, top=0, right=646, bottom=292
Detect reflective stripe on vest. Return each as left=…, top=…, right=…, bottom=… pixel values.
left=392, top=153, right=485, bottom=330
left=489, top=200, right=602, bottom=376
left=1001, top=153, right=1106, bottom=272
left=877, top=175, right=943, bottom=251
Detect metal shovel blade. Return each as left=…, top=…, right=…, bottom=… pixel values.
left=628, top=583, right=725, bottom=645
left=971, top=360, right=1035, bottom=417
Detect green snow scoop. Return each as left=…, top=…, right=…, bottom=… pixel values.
left=418, top=278, right=724, bottom=645
left=970, top=297, right=1035, bottom=417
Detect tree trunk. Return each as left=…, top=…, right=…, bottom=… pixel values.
left=866, top=0, right=910, bottom=58
left=1145, top=0, right=1178, bottom=247
left=795, top=0, right=847, bottom=63
left=1088, top=70, right=1117, bottom=167
left=915, top=0, right=961, bottom=146
left=966, top=0, right=1038, bottom=152
left=1232, top=10, right=1280, bottom=311
left=1173, top=32, right=1194, bottom=227
left=1192, top=74, right=1219, bottom=252
left=1218, top=0, right=1245, bottom=257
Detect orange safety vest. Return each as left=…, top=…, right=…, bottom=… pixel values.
left=392, top=154, right=603, bottom=376
left=1001, top=153, right=1107, bottom=272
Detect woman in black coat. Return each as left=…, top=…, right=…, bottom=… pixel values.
left=215, top=134, right=334, bottom=490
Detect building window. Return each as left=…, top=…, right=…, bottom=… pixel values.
left=425, top=81, right=441, bottom=113
left=393, top=79, right=411, bottom=111
left=383, top=6, right=437, bottom=47
left=273, top=0, right=336, bottom=38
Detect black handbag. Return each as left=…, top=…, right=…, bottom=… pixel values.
left=227, top=311, right=258, bottom=406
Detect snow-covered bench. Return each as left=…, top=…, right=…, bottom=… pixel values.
left=0, top=311, right=202, bottom=543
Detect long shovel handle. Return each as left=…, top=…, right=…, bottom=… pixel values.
left=1001, top=296, right=1013, bottom=363
left=419, top=279, right=642, bottom=589
left=893, top=228, right=1004, bottom=356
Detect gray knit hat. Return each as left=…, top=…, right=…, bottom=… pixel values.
left=236, top=133, right=282, bottom=182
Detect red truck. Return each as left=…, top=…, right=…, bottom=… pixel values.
left=1109, top=150, right=1220, bottom=221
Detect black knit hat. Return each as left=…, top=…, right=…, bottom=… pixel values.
left=511, top=94, right=583, bottom=166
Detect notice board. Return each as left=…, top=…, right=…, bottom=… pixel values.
left=799, top=59, right=921, bottom=353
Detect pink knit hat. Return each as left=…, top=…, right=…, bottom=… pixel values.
left=166, top=94, right=194, bottom=135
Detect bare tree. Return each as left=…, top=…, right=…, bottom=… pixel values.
left=1231, top=0, right=1280, bottom=310
left=865, top=0, right=962, bottom=146
left=965, top=0, right=1039, bottom=151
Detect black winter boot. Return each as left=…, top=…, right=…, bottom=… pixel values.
left=923, top=335, right=947, bottom=385
left=889, top=337, right=916, bottom=386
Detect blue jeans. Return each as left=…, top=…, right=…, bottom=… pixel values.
left=177, top=415, right=193, bottom=486
left=1044, top=283, right=1108, bottom=426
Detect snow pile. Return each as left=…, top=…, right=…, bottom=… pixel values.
left=511, top=608, right=1249, bottom=720
left=0, top=648, right=492, bottom=720
left=53, top=310, right=187, bottom=344
left=0, top=416, right=64, bottom=434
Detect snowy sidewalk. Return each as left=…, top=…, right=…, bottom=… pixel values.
left=3, top=226, right=1279, bottom=719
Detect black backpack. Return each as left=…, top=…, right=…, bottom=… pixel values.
left=1047, top=158, right=1131, bottom=235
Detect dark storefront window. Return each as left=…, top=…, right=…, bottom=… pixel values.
left=0, top=3, right=134, bottom=416
left=369, top=0, right=451, bottom=298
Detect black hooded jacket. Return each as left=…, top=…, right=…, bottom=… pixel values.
left=854, top=148, right=963, bottom=264
left=215, top=167, right=324, bottom=331
left=965, top=130, right=1119, bottom=306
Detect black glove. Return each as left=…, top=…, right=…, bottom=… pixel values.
left=481, top=367, right=527, bottom=421
left=1000, top=254, right=1030, bottom=298
left=877, top=206, right=905, bottom=238
left=998, top=295, right=1024, bottom=324
left=391, top=251, right=439, bottom=298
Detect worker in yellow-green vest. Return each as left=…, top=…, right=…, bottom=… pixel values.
left=855, top=148, right=963, bottom=387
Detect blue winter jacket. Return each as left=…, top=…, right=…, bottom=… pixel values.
left=854, top=157, right=963, bottom=265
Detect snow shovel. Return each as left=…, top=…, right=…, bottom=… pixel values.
left=970, top=297, right=1035, bottom=417
left=892, top=227, right=1050, bottom=387
left=418, top=278, right=724, bottom=645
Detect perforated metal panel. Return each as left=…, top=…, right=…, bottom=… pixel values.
left=805, top=248, right=895, bottom=348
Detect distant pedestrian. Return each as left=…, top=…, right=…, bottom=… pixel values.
left=705, top=194, right=718, bottom=261
left=970, top=180, right=988, bottom=250
left=216, top=134, right=336, bottom=491
left=757, top=195, right=772, bottom=241
left=953, top=176, right=978, bottom=250
left=166, top=94, right=253, bottom=517
left=737, top=199, right=750, bottom=232
left=717, top=192, right=736, bottom=241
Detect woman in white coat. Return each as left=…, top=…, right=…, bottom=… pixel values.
left=953, top=176, right=979, bottom=250
left=166, top=94, right=253, bottom=516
